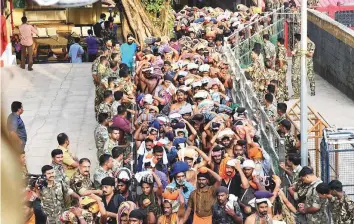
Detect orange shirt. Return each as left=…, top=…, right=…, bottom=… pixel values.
left=19, top=24, right=38, bottom=46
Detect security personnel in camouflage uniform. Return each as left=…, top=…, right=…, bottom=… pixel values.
left=246, top=44, right=265, bottom=96
left=51, top=149, right=70, bottom=185
left=39, top=165, right=81, bottom=224
left=306, top=36, right=316, bottom=96
left=94, top=55, right=110, bottom=114
left=103, top=126, right=120, bottom=155
left=276, top=37, right=289, bottom=101
left=263, top=34, right=276, bottom=67
left=97, top=90, right=113, bottom=121
left=291, top=34, right=301, bottom=99
left=297, top=167, right=329, bottom=224
left=264, top=93, right=277, bottom=122
left=70, top=158, right=102, bottom=196
left=275, top=102, right=287, bottom=127
left=278, top=119, right=297, bottom=155
left=60, top=195, right=106, bottom=224
left=93, top=154, right=114, bottom=189
left=95, top=113, right=110, bottom=159
left=328, top=180, right=354, bottom=224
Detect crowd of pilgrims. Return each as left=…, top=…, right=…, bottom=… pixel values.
left=22, top=3, right=354, bottom=224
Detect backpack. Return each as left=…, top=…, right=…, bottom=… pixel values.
left=93, top=21, right=104, bottom=37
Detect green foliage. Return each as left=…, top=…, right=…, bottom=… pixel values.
left=141, top=0, right=165, bottom=14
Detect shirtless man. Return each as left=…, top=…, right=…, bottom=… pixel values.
left=136, top=59, right=160, bottom=94
left=169, top=89, right=192, bottom=115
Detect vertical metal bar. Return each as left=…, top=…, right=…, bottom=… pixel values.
left=300, top=1, right=308, bottom=167
left=315, top=120, right=319, bottom=176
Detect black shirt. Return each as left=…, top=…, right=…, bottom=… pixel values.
left=221, top=174, right=242, bottom=198
left=102, top=193, right=124, bottom=224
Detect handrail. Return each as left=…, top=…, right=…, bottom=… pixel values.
left=227, top=7, right=285, bottom=41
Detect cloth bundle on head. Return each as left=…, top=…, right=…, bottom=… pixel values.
left=198, top=99, right=215, bottom=113
left=116, top=167, right=131, bottom=181
left=162, top=187, right=181, bottom=213
left=248, top=191, right=273, bottom=208
left=219, top=156, right=236, bottom=179
left=170, top=161, right=189, bottom=177
left=178, top=146, right=199, bottom=163
left=143, top=94, right=154, bottom=105
left=242, top=159, right=256, bottom=169
left=135, top=172, right=154, bottom=184
left=142, top=154, right=157, bottom=168
left=248, top=146, right=263, bottom=160
left=217, top=128, right=235, bottom=140
left=117, top=201, right=137, bottom=223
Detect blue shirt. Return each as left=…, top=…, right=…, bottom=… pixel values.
left=167, top=181, right=195, bottom=208
left=68, top=43, right=84, bottom=63
left=85, top=36, right=99, bottom=55
left=7, top=112, right=27, bottom=144
left=120, top=42, right=137, bottom=68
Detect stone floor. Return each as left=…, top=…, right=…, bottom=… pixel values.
left=2, top=63, right=354, bottom=175
left=1, top=63, right=98, bottom=174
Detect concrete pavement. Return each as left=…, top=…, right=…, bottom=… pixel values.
left=1, top=63, right=98, bottom=174
left=2, top=63, right=354, bottom=175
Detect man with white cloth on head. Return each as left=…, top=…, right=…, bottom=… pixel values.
left=245, top=191, right=274, bottom=224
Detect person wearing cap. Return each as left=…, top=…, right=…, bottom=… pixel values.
left=327, top=180, right=354, bottom=224
left=120, top=34, right=138, bottom=71
left=129, top=209, right=146, bottom=224
left=182, top=167, right=222, bottom=224
left=245, top=191, right=274, bottom=224
left=294, top=167, right=328, bottom=224
left=212, top=186, right=243, bottom=224
left=100, top=177, right=124, bottom=224
left=278, top=119, right=297, bottom=155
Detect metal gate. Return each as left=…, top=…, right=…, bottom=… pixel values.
left=321, top=128, right=354, bottom=199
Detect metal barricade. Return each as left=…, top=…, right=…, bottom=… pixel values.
left=228, top=7, right=285, bottom=68
left=321, top=128, right=354, bottom=199
left=225, top=44, right=286, bottom=175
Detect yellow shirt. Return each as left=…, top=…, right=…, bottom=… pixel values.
left=58, top=145, right=77, bottom=178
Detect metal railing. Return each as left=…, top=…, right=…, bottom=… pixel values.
left=321, top=128, right=354, bottom=199
left=224, top=44, right=286, bottom=176
left=228, top=7, right=285, bottom=68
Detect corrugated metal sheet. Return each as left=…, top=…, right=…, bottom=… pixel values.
left=317, top=0, right=354, bottom=7
left=291, top=0, right=354, bottom=7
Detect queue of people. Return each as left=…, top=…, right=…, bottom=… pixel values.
left=13, top=3, right=354, bottom=224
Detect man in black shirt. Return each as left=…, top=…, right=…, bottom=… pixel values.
left=101, top=177, right=124, bottom=224
left=220, top=158, right=249, bottom=198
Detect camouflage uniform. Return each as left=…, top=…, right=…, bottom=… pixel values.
left=275, top=113, right=286, bottom=127
left=277, top=44, right=288, bottom=102
left=283, top=133, right=297, bottom=155
left=51, top=162, right=70, bottom=185
left=93, top=166, right=113, bottom=189
left=60, top=209, right=95, bottom=224
left=40, top=180, right=72, bottom=224
left=307, top=38, right=316, bottom=96
left=94, top=124, right=109, bottom=159
left=111, top=100, right=121, bottom=117
left=95, top=63, right=110, bottom=114
left=93, top=57, right=101, bottom=113
left=263, top=40, right=276, bottom=66
left=97, top=101, right=112, bottom=121
left=70, top=169, right=95, bottom=196
left=103, top=138, right=118, bottom=155
left=329, top=193, right=354, bottom=224
left=112, top=159, right=123, bottom=176
left=291, top=41, right=301, bottom=98
left=264, top=104, right=277, bottom=122
left=265, top=0, right=274, bottom=11
left=304, top=179, right=329, bottom=224
left=264, top=68, right=278, bottom=84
